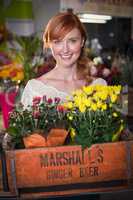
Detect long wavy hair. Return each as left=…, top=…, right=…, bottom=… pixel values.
left=43, top=12, right=92, bottom=84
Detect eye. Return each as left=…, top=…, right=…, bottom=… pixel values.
left=53, top=40, right=62, bottom=44
left=69, top=38, right=77, bottom=43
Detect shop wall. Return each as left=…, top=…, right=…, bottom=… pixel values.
left=32, top=0, right=60, bottom=37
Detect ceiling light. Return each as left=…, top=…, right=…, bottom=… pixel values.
left=78, top=14, right=112, bottom=21
left=80, top=18, right=106, bottom=24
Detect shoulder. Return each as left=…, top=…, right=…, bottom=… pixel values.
left=24, top=78, right=46, bottom=89
left=26, top=78, right=42, bottom=86
left=21, top=79, right=46, bottom=108
left=91, top=78, right=107, bottom=86
left=21, top=79, right=45, bottom=101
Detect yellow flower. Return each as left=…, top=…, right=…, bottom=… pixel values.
left=101, top=103, right=107, bottom=110
left=68, top=115, right=73, bottom=121
left=83, top=86, right=93, bottom=95
left=98, top=91, right=108, bottom=101
left=0, top=69, right=9, bottom=77
left=110, top=94, right=117, bottom=103
left=63, top=85, right=124, bottom=148
left=72, top=89, right=83, bottom=97
left=0, top=62, right=24, bottom=82
left=113, top=112, right=118, bottom=117
left=90, top=103, right=97, bottom=111
left=70, top=128, right=76, bottom=140
left=66, top=102, right=73, bottom=109
left=113, top=85, right=121, bottom=95
left=84, top=98, right=91, bottom=107
left=74, top=96, right=82, bottom=107
left=79, top=104, right=86, bottom=113
left=97, top=100, right=102, bottom=109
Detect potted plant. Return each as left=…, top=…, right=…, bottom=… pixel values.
left=7, top=85, right=126, bottom=149
left=64, top=85, right=125, bottom=148
left=5, top=85, right=133, bottom=198
left=8, top=96, right=68, bottom=148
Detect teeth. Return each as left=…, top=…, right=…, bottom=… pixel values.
left=61, top=55, right=71, bottom=59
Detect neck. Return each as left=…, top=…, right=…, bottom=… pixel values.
left=54, top=64, right=78, bottom=81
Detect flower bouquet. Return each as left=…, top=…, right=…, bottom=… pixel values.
left=64, top=85, right=125, bottom=148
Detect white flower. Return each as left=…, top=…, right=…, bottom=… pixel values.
left=93, top=56, right=103, bottom=65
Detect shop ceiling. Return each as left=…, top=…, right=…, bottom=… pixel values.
left=60, top=0, right=133, bottom=18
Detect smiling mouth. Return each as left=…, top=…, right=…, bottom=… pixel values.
left=61, top=54, right=72, bottom=59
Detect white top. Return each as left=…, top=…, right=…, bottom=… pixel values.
left=21, top=78, right=107, bottom=108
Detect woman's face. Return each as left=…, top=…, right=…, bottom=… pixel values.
left=49, top=28, right=84, bottom=68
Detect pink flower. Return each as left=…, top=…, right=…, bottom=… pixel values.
left=102, top=68, right=111, bottom=77
left=90, top=65, right=98, bottom=76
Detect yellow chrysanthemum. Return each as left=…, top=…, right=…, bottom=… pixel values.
left=113, top=112, right=118, bottom=117
left=70, top=128, right=76, bottom=140
left=83, top=86, right=93, bottom=95
left=68, top=115, right=73, bottom=121
left=101, top=103, right=107, bottom=110
left=90, top=103, right=97, bottom=111
left=110, top=94, right=117, bottom=103
left=79, top=104, right=86, bottom=113
left=84, top=98, right=91, bottom=107
left=98, top=91, right=108, bottom=101
left=66, top=102, right=73, bottom=109
left=97, top=100, right=103, bottom=109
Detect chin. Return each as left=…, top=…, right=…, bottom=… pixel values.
left=62, top=59, right=78, bottom=68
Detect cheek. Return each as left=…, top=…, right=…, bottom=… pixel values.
left=71, top=44, right=82, bottom=54
left=51, top=46, right=61, bottom=56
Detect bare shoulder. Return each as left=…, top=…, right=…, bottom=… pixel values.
left=37, top=69, right=56, bottom=84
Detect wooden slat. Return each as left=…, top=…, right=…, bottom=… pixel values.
left=5, top=141, right=133, bottom=197
left=0, top=159, right=3, bottom=191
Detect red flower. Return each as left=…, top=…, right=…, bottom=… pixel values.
left=33, top=96, right=41, bottom=105
left=54, top=97, right=61, bottom=104
left=33, top=111, right=40, bottom=118
left=10, top=70, right=17, bottom=77
left=42, top=95, right=47, bottom=102
left=57, top=105, right=66, bottom=112
left=47, top=98, right=53, bottom=104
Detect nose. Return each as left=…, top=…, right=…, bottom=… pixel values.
left=62, top=41, right=69, bottom=53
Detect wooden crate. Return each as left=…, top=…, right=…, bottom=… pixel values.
left=128, top=87, right=133, bottom=116
left=3, top=141, right=133, bottom=199
left=0, top=159, right=3, bottom=191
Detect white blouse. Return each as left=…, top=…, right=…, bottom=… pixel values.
left=21, top=78, right=107, bottom=108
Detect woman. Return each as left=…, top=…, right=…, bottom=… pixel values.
left=20, top=13, right=104, bottom=199
left=21, top=12, right=106, bottom=107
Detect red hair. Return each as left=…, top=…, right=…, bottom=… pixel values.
left=43, top=12, right=87, bottom=47
left=43, top=12, right=92, bottom=84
